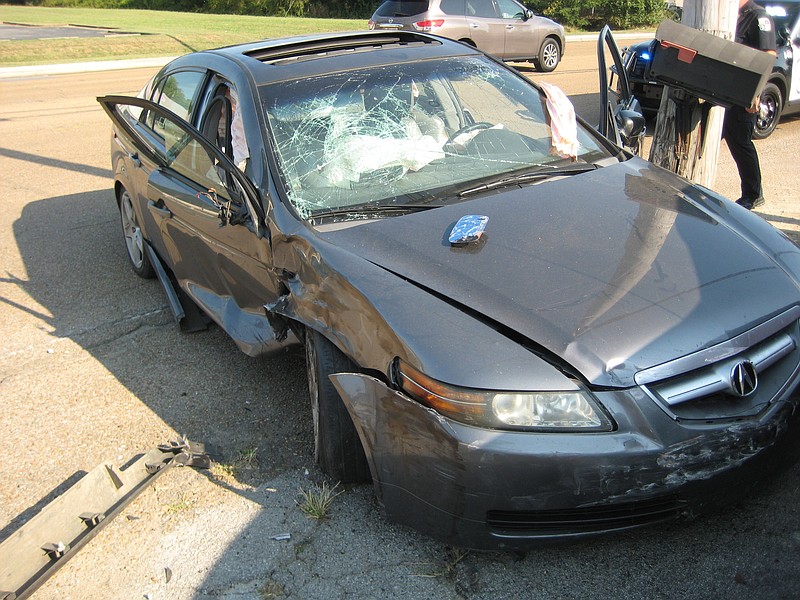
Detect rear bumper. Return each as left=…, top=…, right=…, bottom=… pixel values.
left=333, top=373, right=800, bottom=550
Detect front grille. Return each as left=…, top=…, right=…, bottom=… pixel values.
left=636, top=308, right=800, bottom=421
left=487, top=496, right=685, bottom=536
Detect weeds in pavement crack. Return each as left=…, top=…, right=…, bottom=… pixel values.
left=297, top=481, right=342, bottom=519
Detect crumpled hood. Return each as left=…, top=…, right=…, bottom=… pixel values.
left=318, top=160, right=800, bottom=387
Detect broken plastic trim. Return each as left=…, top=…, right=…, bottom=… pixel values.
left=0, top=440, right=209, bottom=600
left=145, top=242, right=209, bottom=334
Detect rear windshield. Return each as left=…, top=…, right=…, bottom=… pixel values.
left=375, top=1, right=430, bottom=17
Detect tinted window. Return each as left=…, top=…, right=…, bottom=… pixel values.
left=157, top=112, right=234, bottom=202
left=496, top=0, right=524, bottom=19
left=440, top=0, right=466, bottom=14
left=168, top=138, right=230, bottom=201
left=154, top=71, right=205, bottom=123
left=467, top=0, right=498, bottom=18
left=375, top=1, right=430, bottom=17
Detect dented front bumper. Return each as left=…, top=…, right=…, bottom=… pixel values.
left=331, top=373, right=800, bottom=550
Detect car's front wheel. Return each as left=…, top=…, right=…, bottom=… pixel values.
left=535, top=37, right=561, bottom=72
left=754, top=82, right=782, bottom=140
left=305, top=329, right=371, bottom=483
left=118, top=187, right=154, bottom=278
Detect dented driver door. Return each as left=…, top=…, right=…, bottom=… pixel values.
left=98, top=96, right=285, bottom=355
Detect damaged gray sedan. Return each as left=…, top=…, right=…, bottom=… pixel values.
left=99, top=31, right=800, bottom=550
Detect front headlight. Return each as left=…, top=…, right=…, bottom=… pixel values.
left=395, top=360, right=613, bottom=432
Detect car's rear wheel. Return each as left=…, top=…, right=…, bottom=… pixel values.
left=118, top=187, right=154, bottom=278
left=754, top=82, right=782, bottom=140
left=305, top=329, right=371, bottom=483
left=535, top=37, right=561, bottom=72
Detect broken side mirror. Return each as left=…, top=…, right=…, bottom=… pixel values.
left=617, top=92, right=646, bottom=155
left=199, top=188, right=249, bottom=228
left=524, top=9, right=533, bottom=21
left=617, top=109, right=646, bottom=147
left=597, top=24, right=640, bottom=152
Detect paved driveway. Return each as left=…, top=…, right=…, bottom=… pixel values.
left=0, top=23, right=129, bottom=40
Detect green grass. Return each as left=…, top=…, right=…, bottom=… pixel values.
left=296, top=481, right=342, bottom=520
left=0, top=6, right=364, bottom=66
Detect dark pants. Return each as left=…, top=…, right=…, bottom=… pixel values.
left=722, top=105, right=762, bottom=201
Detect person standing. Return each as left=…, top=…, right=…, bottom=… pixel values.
left=723, top=0, right=777, bottom=210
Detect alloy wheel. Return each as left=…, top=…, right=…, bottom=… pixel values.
left=120, top=190, right=145, bottom=269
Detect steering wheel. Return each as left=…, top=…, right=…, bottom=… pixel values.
left=447, top=121, right=493, bottom=143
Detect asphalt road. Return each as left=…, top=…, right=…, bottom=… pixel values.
left=0, top=23, right=124, bottom=40
left=1, top=39, right=799, bottom=600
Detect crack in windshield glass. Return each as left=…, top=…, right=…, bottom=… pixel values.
left=262, top=57, right=612, bottom=220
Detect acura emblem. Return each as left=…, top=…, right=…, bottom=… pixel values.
left=730, top=360, right=758, bottom=397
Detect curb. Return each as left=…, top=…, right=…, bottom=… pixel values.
left=0, top=56, right=177, bottom=79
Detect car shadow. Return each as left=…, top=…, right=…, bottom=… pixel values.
left=9, top=188, right=315, bottom=473
left=5, top=186, right=494, bottom=596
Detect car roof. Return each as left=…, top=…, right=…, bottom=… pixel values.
left=184, top=31, right=481, bottom=86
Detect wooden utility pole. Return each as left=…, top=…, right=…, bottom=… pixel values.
left=649, top=0, right=739, bottom=187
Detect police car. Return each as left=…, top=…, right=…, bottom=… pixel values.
left=627, top=0, right=800, bottom=139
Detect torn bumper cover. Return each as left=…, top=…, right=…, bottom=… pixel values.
left=332, top=374, right=800, bottom=550
left=0, top=440, right=209, bottom=600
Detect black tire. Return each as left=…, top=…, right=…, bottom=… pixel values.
left=305, top=329, right=371, bottom=483
left=118, top=187, right=154, bottom=279
left=535, top=37, right=561, bottom=73
left=754, top=82, right=782, bottom=140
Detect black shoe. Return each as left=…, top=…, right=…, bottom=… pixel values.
left=736, top=196, right=765, bottom=210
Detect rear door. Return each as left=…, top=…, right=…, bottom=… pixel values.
left=495, top=0, right=540, bottom=59
left=465, top=0, right=506, bottom=56
left=97, top=97, right=279, bottom=322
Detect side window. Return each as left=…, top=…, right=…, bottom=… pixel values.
left=467, top=0, right=498, bottom=18
left=440, top=0, right=466, bottom=15
left=496, top=0, right=524, bottom=20
left=157, top=71, right=205, bottom=119
left=198, top=81, right=251, bottom=172
left=160, top=112, right=233, bottom=203
left=149, top=71, right=206, bottom=136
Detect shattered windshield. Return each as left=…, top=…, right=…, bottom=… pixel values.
left=261, top=56, right=613, bottom=220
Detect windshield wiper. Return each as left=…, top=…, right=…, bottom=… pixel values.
left=458, top=163, right=597, bottom=197
left=308, top=203, right=436, bottom=222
